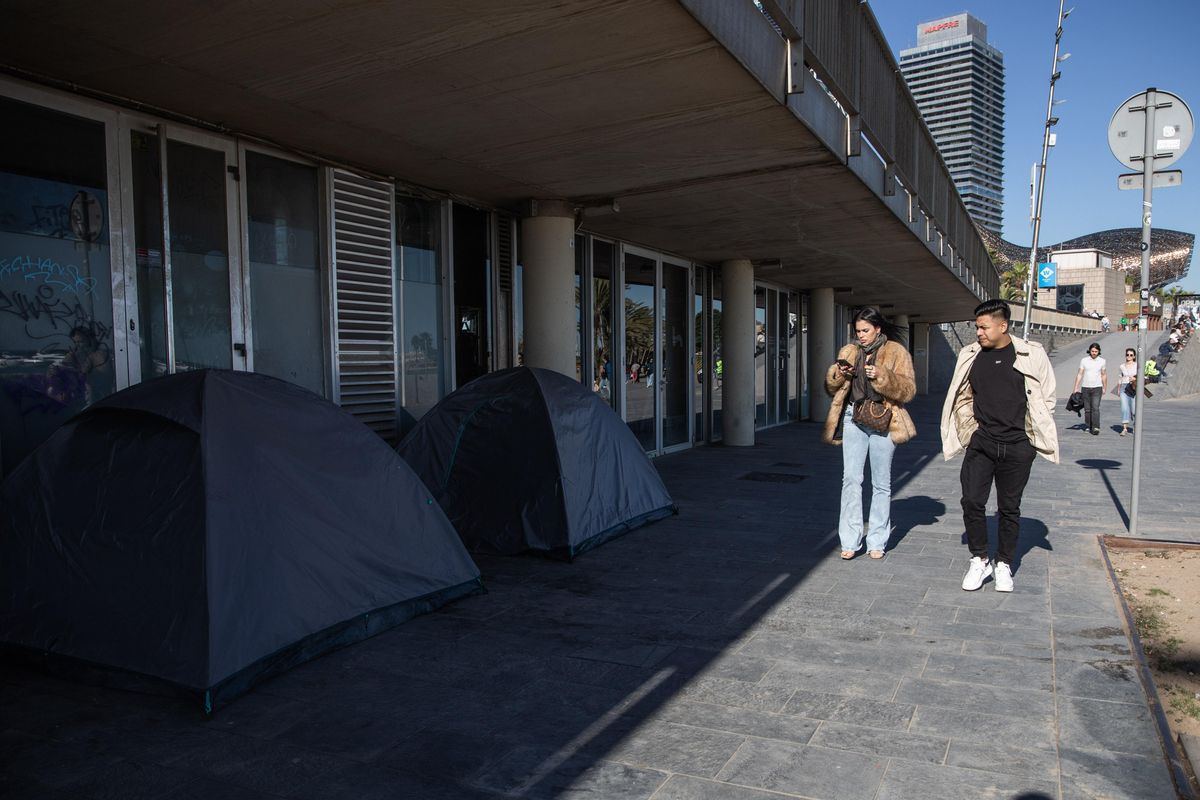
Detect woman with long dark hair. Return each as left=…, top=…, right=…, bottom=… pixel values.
left=824, top=308, right=917, bottom=559
left=1118, top=347, right=1138, bottom=436
left=1072, top=342, right=1107, bottom=435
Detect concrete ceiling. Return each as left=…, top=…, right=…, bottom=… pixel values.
left=1, top=0, right=986, bottom=320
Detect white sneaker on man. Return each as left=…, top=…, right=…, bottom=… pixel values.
left=994, top=561, right=1013, bottom=593
left=961, top=556, right=993, bottom=591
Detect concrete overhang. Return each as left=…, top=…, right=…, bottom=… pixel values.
left=1, top=0, right=992, bottom=320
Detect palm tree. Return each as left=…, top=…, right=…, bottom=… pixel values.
left=1000, top=262, right=1030, bottom=302
left=1160, top=285, right=1188, bottom=322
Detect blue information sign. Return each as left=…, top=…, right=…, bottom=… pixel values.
left=1037, top=262, right=1057, bottom=289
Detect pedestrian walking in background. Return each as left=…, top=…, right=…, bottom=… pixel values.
left=1072, top=343, right=1107, bottom=435
left=1118, top=348, right=1138, bottom=436
left=941, top=299, right=1058, bottom=593
left=824, top=307, right=917, bottom=561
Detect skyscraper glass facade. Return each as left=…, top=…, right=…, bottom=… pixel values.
left=900, top=14, right=1005, bottom=234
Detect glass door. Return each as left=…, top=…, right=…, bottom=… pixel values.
left=622, top=248, right=656, bottom=451
left=451, top=204, right=491, bottom=389
left=661, top=257, right=691, bottom=451
left=754, top=287, right=767, bottom=427
left=756, top=285, right=798, bottom=429
left=620, top=246, right=693, bottom=454
left=787, top=292, right=800, bottom=420
left=591, top=238, right=617, bottom=410
left=123, top=121, right=244, bottom=381
left=774, top=290, right=789, bottom=425
left=766, top=288, right=781, bottom=425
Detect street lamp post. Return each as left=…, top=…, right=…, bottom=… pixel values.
left=1022, top=1, right=1072, bottom=336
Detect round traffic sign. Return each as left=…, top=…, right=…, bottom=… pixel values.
left=1108, top=89, right=1193, bottom=172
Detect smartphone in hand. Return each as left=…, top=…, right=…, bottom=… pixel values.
left=836, top=358, right=854, bottom=374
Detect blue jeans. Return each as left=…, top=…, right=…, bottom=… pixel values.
left=839, top=407, right=896, bottom=552
left=1120, top=387, right=1136, bottom=426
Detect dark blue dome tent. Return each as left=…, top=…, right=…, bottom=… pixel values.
left=0, top=370, right=482, bottom=712
left=397, top=367, right=676, bottom=560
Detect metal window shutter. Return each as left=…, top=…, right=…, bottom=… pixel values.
left=331, top=169, right=397, bottom=441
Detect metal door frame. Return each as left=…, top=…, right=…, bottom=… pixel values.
left=117, top=113, right=246, bottom=381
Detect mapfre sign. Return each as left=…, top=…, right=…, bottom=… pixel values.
left=924, top=20, right=960, bottom=33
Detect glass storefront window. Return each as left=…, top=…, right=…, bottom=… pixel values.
left=245, top=152, right=324, bottom=395
left=396, top=196, right=445, bottom=429
left=592, top=240, right=615, bottom=408
left=0, top=98, right=115, bottom=475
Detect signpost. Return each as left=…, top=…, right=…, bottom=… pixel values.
left=1108, top=88, right=1193, bottom=536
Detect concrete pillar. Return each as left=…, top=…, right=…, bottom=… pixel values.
left=807, top=288, right=837, bottom=423
left=721, top=259, right=756, bottom=446
left=519, top=200, right=576, bottom=377
left=912, top=322, right=931, bottom=395
left=892, top=314, right=910, bottom=346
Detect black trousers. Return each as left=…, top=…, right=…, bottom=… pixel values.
left=960, top=433, right=1036, bottom=565
left=1081, top=386, right=1102, bottom=430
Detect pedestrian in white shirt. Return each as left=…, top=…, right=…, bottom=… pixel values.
left=1072, top=343, right=1107, bottom=435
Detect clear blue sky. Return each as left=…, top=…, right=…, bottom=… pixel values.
left=871, top=0, right=1200, bottom=290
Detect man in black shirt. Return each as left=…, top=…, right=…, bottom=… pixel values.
left=940, top=299, right=1059, bottom=593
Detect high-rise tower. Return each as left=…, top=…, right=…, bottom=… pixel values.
left=900, top=14, right=1005, bottom=234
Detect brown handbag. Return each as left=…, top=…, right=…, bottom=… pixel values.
left=852, top=399, right=892, bottom=433
left=851, top=350, right=892, bottom=433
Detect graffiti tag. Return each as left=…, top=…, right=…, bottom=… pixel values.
left=0, top=255, right=99, bottom=295
left=0, top=285, right=111, bottom=343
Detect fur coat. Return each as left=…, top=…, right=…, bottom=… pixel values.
left=822, top=340, right=917, bottom=445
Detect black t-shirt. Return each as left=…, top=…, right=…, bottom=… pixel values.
left=968, top=342, right=1028, bottom=443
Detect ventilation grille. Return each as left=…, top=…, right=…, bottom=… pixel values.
left=331, top=170, right=397, bottom=441
left=496, top=213, right=514, bottom=293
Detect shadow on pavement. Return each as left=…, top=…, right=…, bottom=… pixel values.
left=1076, top=457, right=1129, bottom=529
left=887, top=495, right=946, bottom=552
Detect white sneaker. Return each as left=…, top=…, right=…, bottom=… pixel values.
left=961, top=556, right=993, bottom=591
left=994, top=561, right=1013, bottom=593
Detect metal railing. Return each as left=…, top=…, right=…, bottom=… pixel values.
left=756, top=0, right=999, bottom=301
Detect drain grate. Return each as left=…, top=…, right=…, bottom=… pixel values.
left=739, top=471, right=808, bottom=483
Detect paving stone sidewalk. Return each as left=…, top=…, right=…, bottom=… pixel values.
left=2, top=346, right=1195, bottom=799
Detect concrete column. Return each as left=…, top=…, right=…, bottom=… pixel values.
left=721, top=259, right=756, bottom=446
left=912, top=322, right=931, bottom=395
left=519, top=200, right=576, bottom=377
left=807, top=288, right=837, bottom=423
left=892, top=314, right=910, bottom=346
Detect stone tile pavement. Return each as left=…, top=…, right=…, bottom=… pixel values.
left=2, top=340, right=1196, bottom=799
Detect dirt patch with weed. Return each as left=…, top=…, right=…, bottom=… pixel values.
left=1109, top=548, right=1200, bottom=744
